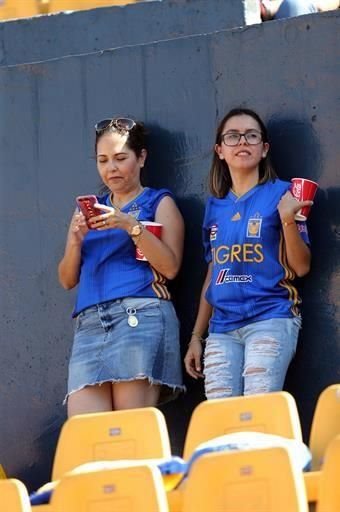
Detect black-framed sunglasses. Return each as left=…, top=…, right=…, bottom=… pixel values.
left=94, top=117, right=136, bottom=134
left=221, top=130, right=263, bottom=146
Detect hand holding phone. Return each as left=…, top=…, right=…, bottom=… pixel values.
left=76, top=195, right=100, bottom=221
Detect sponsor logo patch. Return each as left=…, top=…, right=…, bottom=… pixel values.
left=216, top=268, right=253, bottom=284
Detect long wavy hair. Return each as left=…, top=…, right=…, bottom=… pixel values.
left=209, top=108, right=277, bottom=198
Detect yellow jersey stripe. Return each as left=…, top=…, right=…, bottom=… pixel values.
left=151, top=268, right=171, bottom=300
left=279, top=232, right=301, bottom=314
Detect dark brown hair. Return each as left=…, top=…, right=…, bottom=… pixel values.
left=95, top=120, right=147, bottom=157
left=209, top=108, right=277, bottom=198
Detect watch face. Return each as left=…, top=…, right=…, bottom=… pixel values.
left=131, top=224, right=142, bottom=236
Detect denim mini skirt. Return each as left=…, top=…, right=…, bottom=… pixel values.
left=66, top=297, right=185, bottom=404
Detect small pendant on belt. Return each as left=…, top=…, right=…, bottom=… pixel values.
left=126, top=307, right=138, bottom=327
left=128, top=315, right=138, bottom=327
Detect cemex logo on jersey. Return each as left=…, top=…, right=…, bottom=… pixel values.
left=216, top=268, right=253, bottom=285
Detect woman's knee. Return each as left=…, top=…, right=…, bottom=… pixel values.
left=67, top=383, right=113, bottom=417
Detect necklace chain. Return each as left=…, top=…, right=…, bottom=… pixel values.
left=110, top=187, right=144, bottom=210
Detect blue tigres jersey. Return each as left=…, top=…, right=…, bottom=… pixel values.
left=203, top=179, right=310, bottom=333
left=73, top=187, right=172, bottom=316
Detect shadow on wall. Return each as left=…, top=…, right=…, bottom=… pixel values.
left=267, top=116, right=322, bottom=181
left=267, top=116, right=339, bottom=440
left=14, top=413, right=64, bottom=493
left=145, top=124, right=207, bottom=452
left=143, top=123, right=208, bottom=334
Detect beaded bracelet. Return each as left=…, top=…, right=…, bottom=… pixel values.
left=282, top=220, right=296, bottom=227
left=189, top=332, right=206, bottom=344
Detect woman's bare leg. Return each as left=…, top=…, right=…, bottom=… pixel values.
left=67, top=382, right=113, bottom=417
left=112, top=380, right=160, bottom=410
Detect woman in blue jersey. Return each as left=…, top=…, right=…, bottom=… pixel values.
left=59, top=117, right=185, bottom=416
left=184, top=108, right=313, bottom=399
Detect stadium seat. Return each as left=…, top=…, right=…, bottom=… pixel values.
left=0, top=464, right=6, bottom=479
left=316, top=434, right=340, bottom=512
left=0, top=479, right=31, bottom=511
left=45, top=0, right=137, bottom=14
left=0, top=0, right=138, bottom=20
left=0, top=0, right=39, bottom=20
left=46, top=461, right=169, bottom=511
left=52, top=407, right=171, bottom=480
left=182, top=446, right=308, bottom=512
left=183, top=391, right=303, bottom=460
left=309, top=383, right=340, bottom=470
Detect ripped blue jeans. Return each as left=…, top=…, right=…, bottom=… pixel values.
left=203, top=317, right=301, bottom=399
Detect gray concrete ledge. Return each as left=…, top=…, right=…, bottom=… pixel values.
left=0, top=0, right=260, bottom=66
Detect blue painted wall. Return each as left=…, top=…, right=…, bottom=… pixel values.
left=0, top=8, right=339, bottom=490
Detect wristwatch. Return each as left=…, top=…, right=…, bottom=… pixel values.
left=129, top=221, right=144, bottom=237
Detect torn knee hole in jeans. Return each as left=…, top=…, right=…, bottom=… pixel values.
left=205, top=366, right=233, bottom=397
left=206, top=386, right=233, bottom=397
left=204, top=350, right=231, bottom=371
left=248, top=336, right=280, bottom=356
left=205, top=354, right=233, bottom=397
left=244, top=366, right=267, bottom=376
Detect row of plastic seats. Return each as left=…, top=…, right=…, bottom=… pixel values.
left=45, top=388, right=314, bottom=480
left=30, top=384, right=340, bottom=508
left=0, top=385, right=339, bottom=510
left=1, top=435, right=340, bottom=511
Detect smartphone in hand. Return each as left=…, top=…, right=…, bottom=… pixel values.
left=76, top=195, right=99, bottom=221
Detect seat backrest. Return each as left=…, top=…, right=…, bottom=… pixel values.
left=183, top=391, right=302, bottom=459
left=50, top=462, right=169, bottom=512
left=0, top=479, right=31, bottom=512
left=46, top=0, right=137, bottom=13
left=0, top=464, right=7, bottom=479
left=316, top=434, right=340, bottom=512
left=0, top=0, right=39, bottom=20
left=309, top=383, right=340, bottom=470
left=52, top=407, right=171, bottom=480
left=183, top=447, right=308, bottom=512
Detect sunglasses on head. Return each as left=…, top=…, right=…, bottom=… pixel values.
left=94, top=117, right=136, bottom=134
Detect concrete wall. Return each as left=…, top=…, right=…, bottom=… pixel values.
left=0, top=8, right=339, bottom=490
left=0, top=0, right=260, bottom=67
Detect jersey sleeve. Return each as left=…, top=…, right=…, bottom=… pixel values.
left=150, top=188, right=175, bottom=216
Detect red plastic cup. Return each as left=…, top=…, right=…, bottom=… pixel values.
left=136, top=221, right=163, bottom=261
left=291, top=178, right=318, bottom=221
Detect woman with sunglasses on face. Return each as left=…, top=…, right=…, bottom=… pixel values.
left=58, top=118, right=185, bottom=416
left=184, top=108, right=312, bottom=399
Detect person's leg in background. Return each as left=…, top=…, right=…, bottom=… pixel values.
left=274, top=0, right=317, bottom=18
